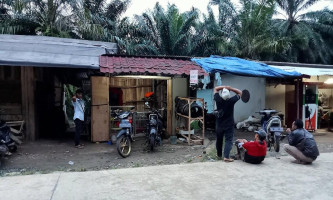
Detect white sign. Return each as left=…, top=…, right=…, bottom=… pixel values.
left=190, top=70, right=198, bottom=85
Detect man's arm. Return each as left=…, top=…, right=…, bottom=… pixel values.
left=214, top=86, right=242, bottom=96
left=214, top=86, right=227, bottom=94
left=228, top=87, right=242, bottom=97
left=72, top=96, right=77, bottom=107
left=287, top=131, right=298, bottom=146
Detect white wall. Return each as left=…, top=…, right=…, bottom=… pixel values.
left=266, top=84, right=286, bottom=116
left=197, top=74, right=266, bottom=122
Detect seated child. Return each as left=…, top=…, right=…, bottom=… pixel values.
left=235, top=129, right=267, bottom=164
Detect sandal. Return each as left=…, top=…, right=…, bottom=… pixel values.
left=224, top=158, right=234, bottom=162
left=75, top=144, right=84, bottom=149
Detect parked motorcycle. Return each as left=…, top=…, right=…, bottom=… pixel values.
left=115, top=108, right=135, bottom=158
left=258, top=109, right=284, bottom=152
left=0, top=110, right=17, bottom=153
left=0, top=120, right=17, bottom=153
left=0, top=110, right=18, bottom=167
left=0, top=144, right=9, bottom=168
left=145, top=102, right=164, bottom=151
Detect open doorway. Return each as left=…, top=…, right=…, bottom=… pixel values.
left=318, top=85, right=333, bottom=130
left=91, top=76, right=172, bottom=142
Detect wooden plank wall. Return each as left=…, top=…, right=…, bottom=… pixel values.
left=91, top=76, right=110, bottom=142
left=0, top=66, right=23, bottom=121
left=21, top=67, right=36, bottom=141
left=167, top=79, right=173, bottom=136
left=110, top=78, right=153, bottom=111
left=155, top=80, right=167, bottom=108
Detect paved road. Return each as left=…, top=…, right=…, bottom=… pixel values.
left=1, top=153, right=333, bottom=200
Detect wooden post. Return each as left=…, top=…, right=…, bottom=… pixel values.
left=91, top=76, right=110, bottom=142
left=296, top=79, right=300, bottom=119
left=21, top=67, right=36, bottom=141
left=167, top=79, right=173, bottom=136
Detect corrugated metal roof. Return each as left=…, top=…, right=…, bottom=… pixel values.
left=271, top=65, right=333, bottom=76
left=0, top=34, right=117, bottom=69
left=99, top=55, right=207, bottom=76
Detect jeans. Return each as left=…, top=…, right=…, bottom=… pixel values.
left=74, top=119, right=84, bottom=146
left=216, top=125, right=234, bottom=158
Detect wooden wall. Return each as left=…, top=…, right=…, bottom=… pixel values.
left=21, top=67, right=36, bottom=141
left=91, top=76, right=110, bottom=142
left=110, top=77, right=153, bottom=111
left=0, top=66, right=23, bottom=121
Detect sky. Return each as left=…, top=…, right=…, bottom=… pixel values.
left=122, top=0, right=333, bottom=19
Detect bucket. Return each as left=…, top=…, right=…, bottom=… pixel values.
left=170, top=136, right=177, bottom=145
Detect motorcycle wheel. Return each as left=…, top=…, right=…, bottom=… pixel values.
left=117, top=135, right=132, bottom=158
left=274, top=135, right=280, bottom=152
left=150, top=135, right=155, bottom=151
left=198, top=121, right=203, bottom=129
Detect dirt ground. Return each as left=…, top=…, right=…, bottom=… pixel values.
left=1, top=129, right=333, bottom=176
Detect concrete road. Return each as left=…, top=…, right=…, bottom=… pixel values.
left=1, top=153, right=333, bottom=200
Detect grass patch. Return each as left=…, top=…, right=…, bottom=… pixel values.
left=133, top=163, right=141, bottom=168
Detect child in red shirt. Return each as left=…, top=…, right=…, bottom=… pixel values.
left=235, top=129, right=267, bottom=164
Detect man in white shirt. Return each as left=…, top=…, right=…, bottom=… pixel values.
left=72, top=89, right=85, bottom=148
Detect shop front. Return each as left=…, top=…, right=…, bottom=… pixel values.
left=90, top=55, right=206, bottom=142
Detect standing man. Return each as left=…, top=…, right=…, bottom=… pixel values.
left=214, top=86, right=242, bottom=162
left=72, top=89, right=85, bottom=149
left=284, top=119, right=319, bottom=164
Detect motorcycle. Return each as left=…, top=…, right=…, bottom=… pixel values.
left=0, top=110, right=17, bottom=153
left=0, top=110, right=18, bottom=167
left=145, top=102, right=164, bottom=151
left=115, top=108, right=135, bottom=158
left=0, top=143, right=9, bottom=168
left=258, top=109, right=284, bottom=152
left=198, top=102, right=216, bottom=130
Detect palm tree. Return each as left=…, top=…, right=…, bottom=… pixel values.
left=26, top=0, right=77, bottom=37
left=0, top=0, right=38, bottom=34
left=133, top=3, right=199, bottom=56
left=72, top=0, right=130, bottom=40
left=274, top=0, right=331, bottom=63
left=235, top=0, right=291, bottom=60
left=210, top=0, right=239, bottom=40
left=190, top=6, right=231, bottom=56
left=301, top=9, right=333, bottom=64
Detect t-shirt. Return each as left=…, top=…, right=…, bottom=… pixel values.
left=242, top=141, right=267, bottom=164
left=72, top=99, right=85, bottom=121
left=242, top=140, right=267, bottom=157
left=214, top=93, right=240, bottom=127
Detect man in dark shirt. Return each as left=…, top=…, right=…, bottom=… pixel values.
left=284, top=119, right=319, bottom=164
left=214, top=86, right=242, bottom=162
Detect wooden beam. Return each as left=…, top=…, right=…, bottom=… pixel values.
left=21, top=67, right=36, bottom=141
left=167, top=79, right=172, bottom=136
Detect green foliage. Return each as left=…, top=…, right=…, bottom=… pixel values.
left=64, top=84, right=76, bottom=120
left=0, top=0, right=333, bottom=64
left=132, top=3, right=199, bottom=56
left=273, top=0, right=332, bottom=63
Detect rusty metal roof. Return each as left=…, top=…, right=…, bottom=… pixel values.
left=99, top=55, right=206, bottom=76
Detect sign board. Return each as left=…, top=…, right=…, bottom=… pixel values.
left=190, top=70, right=198, bottom=85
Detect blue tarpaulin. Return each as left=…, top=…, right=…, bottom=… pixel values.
left=192, top=56, right=302, bottom=78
